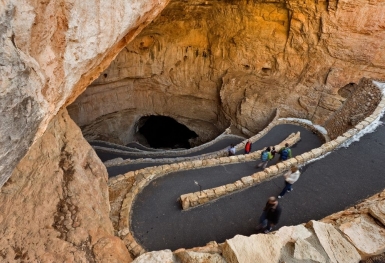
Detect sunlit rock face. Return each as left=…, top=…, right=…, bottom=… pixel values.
left=0, top=0, right=170, bottom=188
left=69, top=0, right=385, bottom=144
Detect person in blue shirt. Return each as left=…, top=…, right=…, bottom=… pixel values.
left=258, top=147, right=273, bottom=169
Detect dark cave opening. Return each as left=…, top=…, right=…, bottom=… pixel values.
left=138, top=115, right=198, bottom=149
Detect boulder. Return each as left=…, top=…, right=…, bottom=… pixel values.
left=369, top=199, right=385, bottom=226
left=310, top=220, right=361, bottom=263
left=340, top=214, right=385, bottom=257
left=222, top=234, right=282, bottom=263
left=132, top=250, right=176, bottom=263
left=175, top=250, right=226, bottom=263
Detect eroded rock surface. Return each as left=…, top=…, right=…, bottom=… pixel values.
left=69, top=0, right=385, bottom=144
left=0, top=109, right=131, bottom=262
left=0, top=0, right=170, bottom=188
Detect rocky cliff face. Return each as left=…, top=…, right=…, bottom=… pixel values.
left=69, top=0, right=385, bottom=144
left=0, top=0, right=169, bottom=188
left=0, top=109, right=131, bottom=262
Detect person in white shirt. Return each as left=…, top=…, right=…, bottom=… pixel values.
left=228, top=144, right=236, bottom=156
left=278, top=166, right=300, bottom=198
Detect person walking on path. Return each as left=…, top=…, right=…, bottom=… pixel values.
left=278, top=166, right=300, bottom=199
left=258, top=147, right=273, bottom=169
left=228, top=144, right=236, bottom=156
left=256, top=196, right=282, bottom=233
left=244, top=140, right=252, bottom=154
left=278, top=143, right=292, bottom=161
left=271, top=146, right=277, bottom=159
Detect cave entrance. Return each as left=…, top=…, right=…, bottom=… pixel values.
left=137, top=115, right=198, bottom=149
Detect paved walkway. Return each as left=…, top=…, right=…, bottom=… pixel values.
left=129, top=124, right=325, bottom=251
left=128, top=119, right=385, bottom=251
left=95, top=137, right=244, bottom=162
left=90, top=141, right=142, bottom=152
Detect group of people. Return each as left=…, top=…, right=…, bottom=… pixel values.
left=258, top=143, right=292, bottom=169
left=227, top=140, right=300, bottom=233
left=227, top=141, right=293, bottom=170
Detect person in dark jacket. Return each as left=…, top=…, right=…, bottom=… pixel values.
left=271, top=146, right=277, bottom=159
left=256, top=196, right=282, bottom=233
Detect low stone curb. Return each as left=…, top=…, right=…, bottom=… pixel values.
left=89, top=140, right=160, bottom=152
left=179, top=133, right=301, bottom=210
left=92, top=126, right=233, bottom=155
left=100, top=134, right=246, bottom=167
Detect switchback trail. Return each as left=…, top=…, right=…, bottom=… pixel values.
left=130, top=119, right=385, bottom=251
left=130, top=124, right=326, bottom=251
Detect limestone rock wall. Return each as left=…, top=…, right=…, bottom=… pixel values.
left=0, top=0, right=170, bottom=188
left=0, top=109, right=131, bottom=262
left=324, top=78, right=382, bottom=139
left=69, top=0, right=385, bottom=143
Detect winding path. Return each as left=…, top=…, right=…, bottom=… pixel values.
left=123, top=119, right=385, bottom=251
left=127, top=124, right=323, bottom=250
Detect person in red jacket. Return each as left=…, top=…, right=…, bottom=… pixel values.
left=244, top=140, right=252, bottom=154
